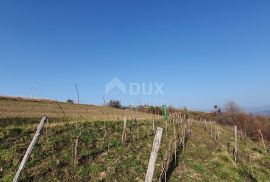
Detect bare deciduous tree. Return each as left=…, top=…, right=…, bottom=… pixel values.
left=224, top=101, right=242, bottom=114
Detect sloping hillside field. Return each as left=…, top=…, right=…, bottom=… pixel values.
left=1, top=119, right=270, bottom=181
left=0, top=96, right=156, bottom=120
left=0, top=98, right=269, bottom=181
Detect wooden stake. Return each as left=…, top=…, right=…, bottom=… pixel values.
left=182, top=128, right=186, bottom=150
left=166, top=120, right=168, bottom=138
left=73, top=131, right=82, bottom=165
left=145, top=127, right=163, bottom=182
left=234, top=125, right=237, bottom=163
left=214, top=126, right=217, bottom=142
left=13, top=116, right=48, bottom=182
left=122, top=116, right=127, bottom=144
left=210, top=124, right=213, bottom=138
left=174, top=127, right=177, bottom=165
left=75, top=83, right=80, bottom=128
left=152, top=119, right=155, bottom=132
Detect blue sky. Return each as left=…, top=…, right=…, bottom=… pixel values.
left=0, top=0, right=270, bottom=110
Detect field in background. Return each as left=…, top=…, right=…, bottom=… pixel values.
left=0, top=96, right=160, bottom=121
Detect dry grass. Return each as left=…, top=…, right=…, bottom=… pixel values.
left=0, top=96, right=160, bottom=120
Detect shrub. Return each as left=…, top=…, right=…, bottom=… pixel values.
left=108, top=100, right=121, bottom=109
left=66, top=99, right=74, bottom=104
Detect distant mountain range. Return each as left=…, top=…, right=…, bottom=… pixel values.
left=245, top=106, right=270, bottom=116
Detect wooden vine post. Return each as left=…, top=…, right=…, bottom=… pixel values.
left=210, top=124, right=213, bottom=139
left=217, top=129, right=220, bottom=142
left=145, top=127, right=163, bottom=182
left=152, top=119, right=155, bottom=132
left=75, top=83, right=80, bottom=128
left=73, top=131, right=82, bottom=165
left=13, top=116, right=48, bottom=182
left=234, top=125, right=238, bottom=163
left=182, top=127, right=186, bottom=150
left=122, top=116, right=127, bottom=144
left=214, top=126, right=218, bottom=142
left=166, top=119, right=168, bottom=138
left=174, top=126, right=177, bottom=165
